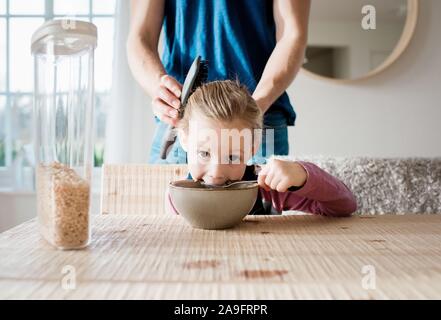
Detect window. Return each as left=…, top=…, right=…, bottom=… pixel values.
left=0, top=0, right=116, bottom=189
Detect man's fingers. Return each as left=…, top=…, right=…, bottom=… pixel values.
left=152, top=98, right=179, bottom=118
left=158, top=87, right=181, bottom=109
left=152, top=106, right=178, bottom=127
left=158, top=114, right=179, bottom=127
left=160, top=75, right=182, bottom=97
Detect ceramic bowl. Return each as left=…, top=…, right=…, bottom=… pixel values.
left=168, top=180, right=258, bottom=230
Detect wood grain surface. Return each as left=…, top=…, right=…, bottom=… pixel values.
left=1, top=214, right=441, bottom=299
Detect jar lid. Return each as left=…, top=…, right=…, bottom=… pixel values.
left=31, top=19, right=97, bottom=55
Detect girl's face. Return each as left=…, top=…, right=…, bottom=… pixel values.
left=178, top=111, right=259, bottom=186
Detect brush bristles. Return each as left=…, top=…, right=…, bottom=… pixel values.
left=194, top=60, right=208, bottom=87
left=178, top=60, right=209, bottom=118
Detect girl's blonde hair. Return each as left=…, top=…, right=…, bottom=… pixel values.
left=179, top=80, right=263, bottom=131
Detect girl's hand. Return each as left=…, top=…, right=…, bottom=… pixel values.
left=257, top=158, right=307, bottom=192
left=152, top=74, right=182, bottom=126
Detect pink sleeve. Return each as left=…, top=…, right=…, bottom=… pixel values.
left=259, top=161, right=357, bottom=217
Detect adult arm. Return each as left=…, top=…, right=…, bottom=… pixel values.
left=252, top=0, right=311, bottom=113
left=126, top=0, right=182, bottom=126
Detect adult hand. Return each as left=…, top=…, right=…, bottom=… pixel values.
left=152, top=74, right=183, bottom=126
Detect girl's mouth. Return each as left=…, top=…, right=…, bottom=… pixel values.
left=198, top=178, right=231, bottom=187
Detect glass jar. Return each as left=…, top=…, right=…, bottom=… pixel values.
left=31, top=20, right=97, bottom=250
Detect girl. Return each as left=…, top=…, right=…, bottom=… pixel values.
left=168, top=80, right=357, bottom=216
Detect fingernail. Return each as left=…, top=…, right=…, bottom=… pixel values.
left=173, top=100, right=180, bottom=107
left=175, top=90, right=181, bottom=97
left=169, top=110, right=178, bottom=117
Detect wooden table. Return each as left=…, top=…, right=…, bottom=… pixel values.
left=1, top=214, right=441, bottom=299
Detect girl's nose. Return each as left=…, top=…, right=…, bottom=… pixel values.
left=206, top=164, right=228, bottom=185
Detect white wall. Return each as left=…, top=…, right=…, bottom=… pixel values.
left=288, top=0, right=441, bottom=158
left=308, top=19, right=404, bottom=78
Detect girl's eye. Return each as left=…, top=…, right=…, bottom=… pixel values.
left=229, top=155, right=240, bottom=163
left=198, top=150, right=210, bottom=159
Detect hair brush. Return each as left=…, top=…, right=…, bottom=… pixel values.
left=159, top=56, right=208, bottom=160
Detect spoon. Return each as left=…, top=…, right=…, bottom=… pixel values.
left=198, top=164, right=263, bottom=189
left=200, top=180, right=258, bottom=189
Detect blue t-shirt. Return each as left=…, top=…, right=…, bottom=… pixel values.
left=161, top=0, right=296, bottom=126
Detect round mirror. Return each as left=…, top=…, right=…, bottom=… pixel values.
left=302, top=0, right=418, bottom=82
